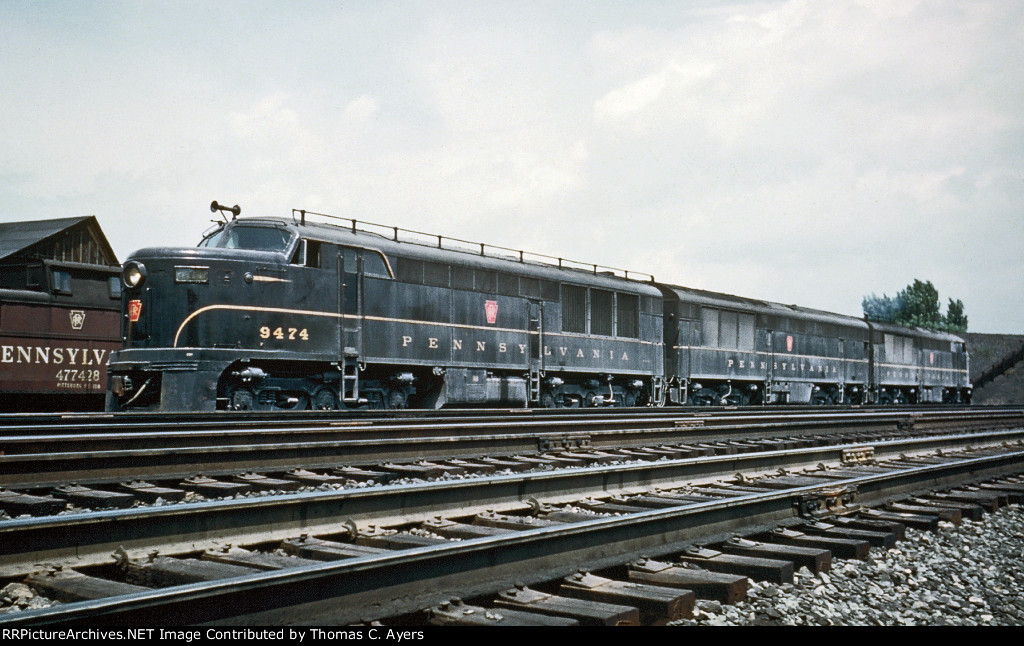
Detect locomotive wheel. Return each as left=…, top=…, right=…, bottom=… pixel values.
left=385, top=389, right=407, bottom=410
left=623, top=392, right=638, bottom=408
left=230, top=388, right=255, bottom=411
left=313, top=387, right=339, bottom=411
left=540, top=391, right=558, bottom=408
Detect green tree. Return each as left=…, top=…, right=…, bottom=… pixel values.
left=894, top=279, right=943, bottom=329
left=862, top=293, right=904, bottom=323
left=945, top=298, right=968, bottom=332
left=862, top=280, right=967, bottom=332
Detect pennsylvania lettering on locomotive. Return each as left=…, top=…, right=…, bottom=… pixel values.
left=721, top=356, right=840, bottom=374
left=398, top=335, right=631, bottom=361
left=770, top=361, right=838, bottom=374
left=726, top=358, right=769, bottom=370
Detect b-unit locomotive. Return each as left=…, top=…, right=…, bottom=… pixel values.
left=106, top=205, right=970, bottom=411
left=659, top=285, right=970, bottom=406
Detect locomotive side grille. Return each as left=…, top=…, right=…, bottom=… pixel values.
left=451, top=266, right=474, bottom=290
left=562, top=284, right=587, bottom=334
left=618, top=293, right=640, bottom=338
left=591, top=289, right=614, bottom=336
left=423, top=261, right=449, bottom=287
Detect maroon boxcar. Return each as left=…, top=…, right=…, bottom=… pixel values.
left=0, top=216, right=122, bottom=411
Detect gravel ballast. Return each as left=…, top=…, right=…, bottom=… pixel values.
left=3, top=505, right=1022, bottom=623
left=673, top=505, right=1024, bottom=625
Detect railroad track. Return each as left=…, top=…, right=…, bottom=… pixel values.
left=0, top=409, right=1019, bottom=626
left=1, top=416, right=1023, bottom=625
left=7, top=426, right=1023, bottom=573
left=2, top=450, right=1022, bottom=625
left=2, top=406, right=1021, bottom=490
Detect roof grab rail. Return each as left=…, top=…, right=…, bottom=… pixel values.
left=291, top=208, right=655, bottom=283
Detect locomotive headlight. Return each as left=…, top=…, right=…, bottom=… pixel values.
left=123, top=261, right=147, bottom=289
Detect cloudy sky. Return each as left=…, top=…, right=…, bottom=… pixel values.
left=2, top=1, right=1022, bottom=333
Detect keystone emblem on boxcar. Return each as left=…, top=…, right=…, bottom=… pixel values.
left=484, top=300, right=498, bottom=325
left=69, top=310, right=85, bottom=330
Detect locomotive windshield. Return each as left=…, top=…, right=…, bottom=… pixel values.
left=198, top=225, right=295, bottom=253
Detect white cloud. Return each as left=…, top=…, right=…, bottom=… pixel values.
left=227, top=94, right=301, bottom=141
left=594, top=74, right=668, bottom=122
left=342, top=95, right=378, bottom=122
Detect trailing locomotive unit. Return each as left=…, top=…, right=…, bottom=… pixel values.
left=107, top=204, right=664, bottom=411
left=868, top=321, right=970, bottom=404
left=1, top=217, right=122, bottom=411
left=661, top=286, right=871, bottom=406
left=660, top=286, right=970, bottom=405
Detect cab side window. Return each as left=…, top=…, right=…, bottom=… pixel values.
left=305, top=241, right=321, bottom=268
left=292, top=239, right=323, bottom=268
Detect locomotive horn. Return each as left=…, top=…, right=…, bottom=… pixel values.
left=210, top=201, right=241, bottom=219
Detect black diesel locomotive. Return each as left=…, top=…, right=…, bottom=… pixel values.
left=106, top=205, right=970, bottom=411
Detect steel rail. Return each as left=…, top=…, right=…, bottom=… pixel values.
left=4, top=407, right=1014, bottom=449
left=0, top=404, right=1019, bottom=435
left=4, top=447, right=1023, bottom=626
left=2, top=408, right=1021, bottom=489
left=2, top=428, right=1022, bottom=577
